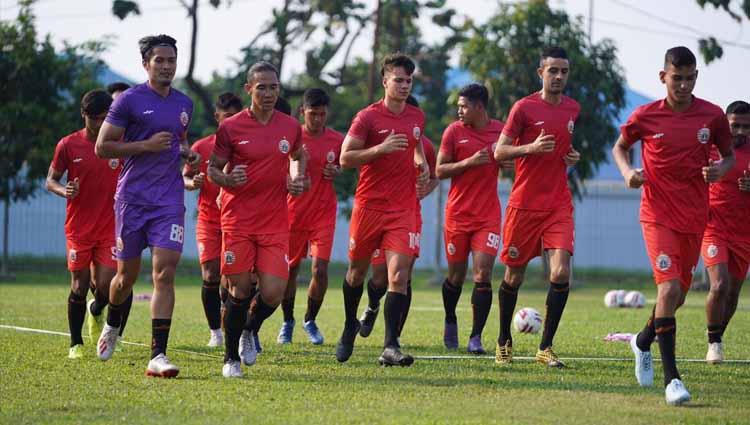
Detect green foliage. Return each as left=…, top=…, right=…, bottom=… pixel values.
left=695, top=0, right=750, bottom=64
left=460, top=2, right=626, bottom=197
left=0, top=0, right=106, bottom=202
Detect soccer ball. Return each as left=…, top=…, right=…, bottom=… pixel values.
left=623, top=291, right=646, bottom=308
left=604, top=290, right=627, bottom=308
left=513, top=307, right=543, bottom=334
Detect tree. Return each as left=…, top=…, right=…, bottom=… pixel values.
left=0, top=0, right=106, bottom=276
left=694, top=0, right=750, bottom=63
left=460, top=1, right=626, bottom=196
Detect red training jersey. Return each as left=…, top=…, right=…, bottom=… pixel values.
left=51, top=129, right=120, bottom=241
left=188, top=134, right=221, bottom=226
left=288, top=127, right=344, bottom=231
left=213, top=109, right=302, bottom=234
left=440, top=119, right=505, bottom=230
left=706, top=141, right=750, bottom=240
left=347, top=100, right=425, bottom=212
left=620, top=97, right=733, bottom=234
left=502, top=92, right=580, bottom=211
left=416, top=136, right=438, bottom=212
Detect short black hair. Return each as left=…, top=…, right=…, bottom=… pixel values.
left=246, top=61, right=279, bottom=84
left=215, top=92, right=243, bottom=112
left=81, top=89, right=112, bottom=116
left=406, top=95, right=420, bottom=108
left=139, top=34, right=177, bottom=61
left=274, top=97, right=292, bottom=115
left=727, top=100, right=750, bottom=115
left=540, top=46, right=569, bottom=67
left=106, top=82, right=130, bottom=95
left=664, top=46, right=696, bottom=69
left=458, top=83, right=489, bottom=108
left=302, top=88, right=330, bottom=108
left=381, top=53, right=416, bottom=77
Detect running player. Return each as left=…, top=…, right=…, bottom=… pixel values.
left=95, top=35, right=199, bottom=378
left=46, top=89, right=127, bottom=359
left=612, top=46, right=734, bottom=405
left=335, top=53, right=429, bottom=366
left=183, top=92, right=243, bottom=347
left=493, top=47, right=581, bottom=368
left=436, top=83, right=505, bottom=354
left=701, top=100, right=750, bottom=363
left=278, top=88, right=343, bottom=346
left=207, top=61, right=307, bottom=378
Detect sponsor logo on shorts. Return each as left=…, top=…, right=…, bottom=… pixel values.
left=108, top=159, right=119, bottom=169
left=278, top=138, right=290, bottom=154
left=447, top=243, right=456, bottom=256
left=656, top=253, right=672, bottom=271
left=224, top=250, right=235, bottom=265
left=373, top=249, right=381, bottom=258
left=198, top=242, right=205, bottom=255
left=697, top=126, right=710, bottom=144
left=326, top=151, right=336, bottom=163
left=69, top=249, right=77, bottom=262
left=413, top=126, right=421, bottom=140
left=180, top=110, right=190, bottom=127
left=116, top=237, right=124, bottom=251
left=508, top=246, right=519, bottom=259
left=567, top=119, right=575, bottom=134
left=707, top=244, right=718, bottom=258
left=348, top=238, right=356, bottom=251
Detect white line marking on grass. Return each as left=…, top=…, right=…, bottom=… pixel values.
left=0, top=324, right=222, bottom=359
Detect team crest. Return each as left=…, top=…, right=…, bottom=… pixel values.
left=697, top=126, right=710, bottom=144
left=69, top=249, right=77, bottom=262
left=198, top=242, right=205, bottom=255
left=656, top=253, right=672, bottom=271
left=508, top=246, right=519, bottom=259
left=707, top=244, right=718, bottom=258
left=116, top=237, right=124, bottom=251
left=567, top=119, right=575, bottom=134
left=446, top=243, right=456, bottom=256
left=326, top=150, right=336, bottom=163
left=373, top=249, right=381, bottom=259
left=180, top=110, right=190, bottom=127
left=278, top=138, right=290, bottom=154
left=413, top=126, right=421, bottom=140
left=224, top=250, right=235, bottom=265
left=349, top=238, right=356, bottom=251
left=108, top=159, right=119, bottom=170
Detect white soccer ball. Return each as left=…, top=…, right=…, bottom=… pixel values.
left=513, top=307, right=543, bottom=334
left=604, top=290, right=618, bottom=308
left=624, top=291, right=646, bottom=308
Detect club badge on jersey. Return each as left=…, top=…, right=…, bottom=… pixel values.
left=413, top=125, right=421, bottom=140
left=567, top=118, right=575, bottom=134
left=697, top=126, right=710, bottom=144
left=180, top=109, right=190, bottom=127
left=279, top=138, right=290, bottom=154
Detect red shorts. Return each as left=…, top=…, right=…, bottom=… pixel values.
left=221, top=231, right=290, bottom=279
left=642, top=222, right=701, bottom=291
left=288, top=225, right=335, bottom=268
left=349, top=205, right=416, bottom=261
left=196, top=219, right=221, bottom=264
left=66, top=238, right=117, bottom=271
left=702, top=232, right=750, bottom=281
left=444, top=222, right=501, bottom=264
left=500, top=206, right=574, bottom=267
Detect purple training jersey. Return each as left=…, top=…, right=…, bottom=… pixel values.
left=105, top=82, right=193, bottom=207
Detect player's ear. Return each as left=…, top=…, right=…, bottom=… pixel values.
left=537, top=66, right=543, bottom=81
left=243, top=82, right=253, bottom=95
left=659, top=70, right=667, bottom=84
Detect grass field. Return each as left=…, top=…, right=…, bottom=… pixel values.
left=1, top=267, right=749, bottom=424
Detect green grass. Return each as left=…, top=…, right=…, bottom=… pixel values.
left=1, top=268, right=749, bottom=424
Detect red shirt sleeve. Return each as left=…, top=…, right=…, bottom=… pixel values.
left=619, top=110, right=643, bottom=148
left=213, top=123, right=233, bottom=160
left=51, top=139, right=68, bottom=173
left=347, top=110, right=371, bottom=141
left=711, top=112, right=733, bottom=156
left=423, top=137, right=437, bottom=178
left=439, top=124, right=455, bottom=156
left=501, top=101, right=526, bottom=140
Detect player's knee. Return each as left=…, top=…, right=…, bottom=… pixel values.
left=709, top=275, right=729, bottom=297
left=473, top=267, right=492, bottom=283
left=201, top=265, right=221, bottom=283
left=70, top=277, right=89, bottom=297
left=549, top=264, right=570, bottom=283
left=312, top=265, right=329, bottom=285
left=152, top=265, right=176, bottom=287
left=504, top=270, right=524, bottom=287
left=346, top=268, right=367, bottom=286
left=657, top=282, right=683, bottom=302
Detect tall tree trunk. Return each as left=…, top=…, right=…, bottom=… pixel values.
left=183, top=0, right=215, bottom=126
left=367, top=0, right=383, bottom=104
left=276, top=0, right=292, bottom=81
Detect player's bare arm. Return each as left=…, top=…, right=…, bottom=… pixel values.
left=414, top=136, right=430, bottom=187
left=563, top=146, right=581, bottom=166
left=94, top=121, right=172, bottom=158
left=339, top=132, right=407, bottom=169
left=207, top=153, right=246, bottom=188
left=611, top=134, right=645, bottom=189
left=493, top=130, right=555, bottom=162
left=179, top=131, right=201, bottom=174
left=45, top=167, right=79, bottom=199
left=435, top=148, right=490, bottom=179
left=702, top=147, right=735, bottom=183
left=182, top=166, right=205, bottom=191
left=288, top=144, right=309, bottom=196
left=416, top=175, right=439, bottom=200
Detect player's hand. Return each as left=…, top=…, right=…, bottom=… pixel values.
left=192, top=172, right=205, bottom=190
left=466, top=148, right=491, bottom=167
left=322, top=163, right=340, bottom=180
left=702, top=159, right=722, bottom=183
left=564, top=147, right=581, bottom=166
left=527, top=129, right=556, bottom=155
left=227, top=165, right=247, bottom=187
left=624, top=168, right=646, bottom=189
left=142, top=131, right=172, bottom=153
left=416, top=162, right=430, bottom=186
left=378, top=130, right=409, bottom=154
left=739, top=170, right=750, bottom=192
left=185, top=150, right=201, bottom=172
left=65, top=177, right=80, bottom=199
left=287, top=174, right=307, bottom=196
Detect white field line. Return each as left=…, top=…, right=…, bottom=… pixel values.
left=3, top=324, right=750, bottom=364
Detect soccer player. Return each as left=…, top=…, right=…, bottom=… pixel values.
left=359, top=95, right=438, bottom=341
left=436, top=83, right=505, bottom=354
left=335, top=53, right=429, bottom=366
left=106, top=82, right=131, bottom=100
left=493, top=47, right=581, bottom=368
left=277, top=88, right=344, bottom=346
left=95, top=35, right=199, bottom=378
left=183, top=92, right=243, bottom=347
left=612, top=46, right=734, bottom=405
left=207, top=61, right=307, bottom=378
left=46, top=89, right=126, bottom=359
left=701, top=100, right=750, bottom=363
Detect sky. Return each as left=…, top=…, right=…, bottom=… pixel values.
left=1, top=0, right=749, bottom=108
